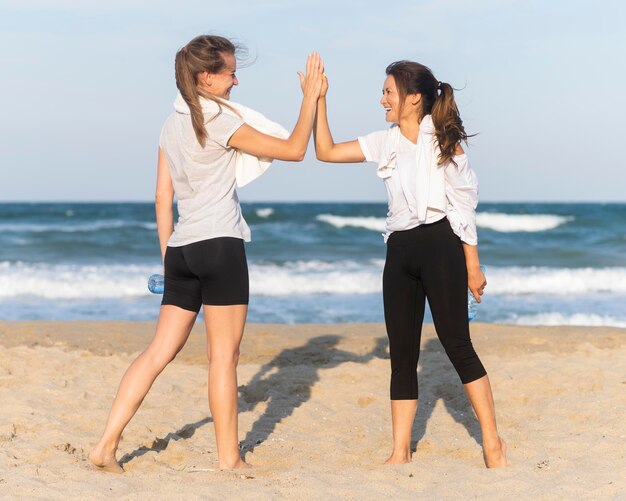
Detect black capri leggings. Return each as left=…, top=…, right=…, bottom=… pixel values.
left=383, top=217, right=486, bottom=400
left=162, top=237, right=249, bottom=312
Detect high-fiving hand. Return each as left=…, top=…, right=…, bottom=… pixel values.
left=297, top=52, right=325, bottom=98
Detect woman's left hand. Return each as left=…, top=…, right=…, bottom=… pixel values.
left=297, top=52, right=324, bottom=97
left=468, top=265, right=487, bottom=303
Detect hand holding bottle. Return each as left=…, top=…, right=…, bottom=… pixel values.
left=468, top=265, right=486, bottom=321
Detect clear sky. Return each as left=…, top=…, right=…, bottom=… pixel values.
left=1, top=0, right=624, bottom=202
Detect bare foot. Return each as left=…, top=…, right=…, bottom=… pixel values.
left=484, top=437, right=508, bottom=468
left=219, top=457, right=251, bottom=470
left=89, top=445, right=123, bottom=474
left=384, top=451, right=411, bottom=464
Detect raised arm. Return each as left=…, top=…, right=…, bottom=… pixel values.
left=155, top=147, right=175, bottom=266
left=227, top=52, right=324, bottom=161
left=314, top=73, right=365, bottom=163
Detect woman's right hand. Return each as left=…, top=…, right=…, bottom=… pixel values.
left=297, top=52, right=324, bottom=98
left=320, top=70, right=328, bottom=97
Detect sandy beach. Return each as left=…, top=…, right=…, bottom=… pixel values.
left=0, top=321, right=624, bottom=500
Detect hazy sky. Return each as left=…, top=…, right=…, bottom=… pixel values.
left=1, top=0, right=624, bottom=202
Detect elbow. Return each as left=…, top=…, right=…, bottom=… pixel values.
left=289, top=147, right=306, bottom=162
left=314, top=147, right=328, bottom=162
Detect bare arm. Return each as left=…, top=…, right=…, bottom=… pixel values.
left=314, top=93, right=365, bottom=163
left=227, top=52, right=324, bottom=161
left=155, top=147, right=175, bottom=266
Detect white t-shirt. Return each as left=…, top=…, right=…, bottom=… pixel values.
left=159, top=109, right=248, bottom=247
left=358, top=129, right=479, bottom=244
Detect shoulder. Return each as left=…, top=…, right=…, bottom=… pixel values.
left=358, top=129, right=392, bottom=163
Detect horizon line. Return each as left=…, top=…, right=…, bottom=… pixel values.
left=0, top=199, right=624, bottom=205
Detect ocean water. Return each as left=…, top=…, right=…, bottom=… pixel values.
left=0, top=202, right=624, bottom=327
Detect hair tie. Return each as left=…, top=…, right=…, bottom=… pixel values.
left=437, top=81, right=443, bottom=89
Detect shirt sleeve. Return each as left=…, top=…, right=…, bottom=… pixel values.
left=206, top=111, right=245, bottom=148
left=357, top=130, right=388, bottom=163
left=445, top=154, right=479, bottom=245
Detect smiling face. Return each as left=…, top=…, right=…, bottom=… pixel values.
left=204, top=52, right=238, bottom=100
left=380, top=75, right=400, bottom=123
left=380, top=74, right=421, bottom=124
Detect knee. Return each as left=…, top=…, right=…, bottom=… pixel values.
left=207, top=347, right=240, bottom=367
left=442, top=341, right=486, bottom=381
left=443, top=340, right=478, bottom=367
left=143, top=347, right=177, bottom=370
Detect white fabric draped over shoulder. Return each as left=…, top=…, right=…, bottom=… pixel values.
left=358, top=114, right=479, bottom=245
left=159, top=95, right=289, bottom=247
left=173, top=93, right=289, bottom=187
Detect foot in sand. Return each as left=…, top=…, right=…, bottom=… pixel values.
left=384, top=450, right=411, bottom=464
left=89, top=445, right=123, bottom=474
left=220, top=457, right=251, bottom=470
left=484, top=437, right=508, bottom=468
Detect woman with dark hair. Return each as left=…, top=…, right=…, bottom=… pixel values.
left=90, top=35, right=324, bottom=473
left=314, top=61, right=507, bottom=467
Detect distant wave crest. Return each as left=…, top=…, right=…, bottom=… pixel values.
left=0, top=260, right=385, bottom=299
left=0, top=220, right=157, bottom=233
left=486, top=267, right=626, bottom=294
left=316, top=214, right=386, bottom=232
left=476, top=213, right=573, bottom=232
left=2, top=262, right=624, bottom=299
left=318, top=212, right=573, bottom=234
left=0, top=262, right=157, bottom=299
left=509, top=312, right=626, bottom=328
left=255, top=208, right=274, bottom=218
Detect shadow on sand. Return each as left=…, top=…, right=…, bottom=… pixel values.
left=239, top=334, right=388, bottom=454
left=410, top=337, right=482, bottom=451
left=119, top=416, right=213, bottom=466
left=118, top=333, right=481, bottom=465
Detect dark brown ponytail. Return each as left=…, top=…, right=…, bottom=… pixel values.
left=174, top=35, right=243, bottom=147
left=385, top=61, right=471, bottom=165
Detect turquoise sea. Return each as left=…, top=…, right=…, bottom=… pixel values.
left=0, top=202, right=624, bottom=326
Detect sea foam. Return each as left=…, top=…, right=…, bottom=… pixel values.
left=316, top=214, right=386, bottom=232
left=0, top=260, right=385, bottom=299
left=485, top=267, right=626, bottom=294
left=3, top=261, right=625, bottom=299
left=476, top=213, right=573, bottom=232
left=255, top=208, right=274, bottom=218
left=509, top=312, right=626, bottom=328
left=0, top=220, right=157, bottom=233
left=317, top=212, right=573, bottom=234
left=0, top=262, right=156, bottom=299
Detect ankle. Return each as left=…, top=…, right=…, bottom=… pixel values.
left=93, top=439, right=118, bottom=455
left=482, top=433, right=501, bottom=449
left=390, top=445, right=411, bottom=458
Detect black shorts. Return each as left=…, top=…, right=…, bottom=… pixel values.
left=161, top=237, right=249, bottom=312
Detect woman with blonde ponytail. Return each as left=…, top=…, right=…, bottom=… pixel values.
left=314, top=61, right=507, bottom=468
left=90, top=35, right=324, bottom=473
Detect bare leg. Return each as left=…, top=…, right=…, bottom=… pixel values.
left=89, top=305, right=197, bottom=473
left=203, top=304, right=249, bottom=469
left=464, top=374, right=508, bottom=467
left=385, top=399, right=418, bottom=464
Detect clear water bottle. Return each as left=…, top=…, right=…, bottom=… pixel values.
left=148, top=274, right=165, bottom=294
left=468, top=265, right=486, bottom=322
